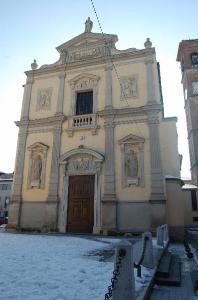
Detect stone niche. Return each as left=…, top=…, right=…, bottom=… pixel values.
left=119, top=134, right=145, bottom=188
left=27, top=142, right=49, bottom=189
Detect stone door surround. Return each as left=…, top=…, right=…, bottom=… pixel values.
left=58, top=146, right=104, bottom=233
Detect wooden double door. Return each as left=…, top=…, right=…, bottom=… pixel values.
left=67, top=175, right=94, bottom=233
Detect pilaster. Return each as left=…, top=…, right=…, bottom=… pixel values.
left=20, top=77, right=34, bottom=120
left=104, top=64, right=113, bottom=109
left=148, top=115, right=165, bottom=202
left=9, top=125, right=28, bottom=227
left=47, top=124, right=62, bottom=203
left=55, top=72, right=65, bottom=116
left=145, top=59, right=156, bottom=104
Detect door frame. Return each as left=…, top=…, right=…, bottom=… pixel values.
left=58, top=147, right=104, bottom=234
left=67, top=175, right=95, bottom=233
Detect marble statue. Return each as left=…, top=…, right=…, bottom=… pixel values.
left=85, top=17, right=93, bottom=33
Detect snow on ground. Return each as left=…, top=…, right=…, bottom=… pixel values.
left=0, top=232, right=120, bottom=300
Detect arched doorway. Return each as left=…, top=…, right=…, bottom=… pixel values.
left=58, top=146, right=104, bottom=234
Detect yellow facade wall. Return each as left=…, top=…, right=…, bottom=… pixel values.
left=160, top=120, right=180, bottom=177
left=29, top=76, right=59, bottom=119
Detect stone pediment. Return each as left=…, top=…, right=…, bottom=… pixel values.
left=118, top=134, right=145, bottom=145
left=56, top=32, right=118, bottom=52
left=56, top=31, right=118, bottom=64
left=27, top=142, right=49, bottom=151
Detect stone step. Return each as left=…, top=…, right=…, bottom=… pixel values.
left=155, top=255, right=181, bottom=286
left=156, top=250, right=172, bottom=278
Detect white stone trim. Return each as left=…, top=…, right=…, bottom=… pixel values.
left=118, top=134, right=145, bottom=188
left=68, top=73, right=100, bottom=115
left=58, top=147, right=104, bottom=233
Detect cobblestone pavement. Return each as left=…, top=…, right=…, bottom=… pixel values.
left=151, top=243, right=198, bottom=300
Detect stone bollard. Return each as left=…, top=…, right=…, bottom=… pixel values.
left=163, top=224, right=169, bottom=244
left=141, top=232, right=155, bottom=268
left=112, top=240, right=135, bottom=300
left=157, top=225, right=164, bottom=247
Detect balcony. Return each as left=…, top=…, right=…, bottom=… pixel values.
left=67, top=113, right=99, bottom=136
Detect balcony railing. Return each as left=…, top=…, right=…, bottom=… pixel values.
left=67, top=113, right=99, bottom=136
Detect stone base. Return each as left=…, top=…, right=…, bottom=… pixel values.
left=101, top=197, right=117, bottom=230
left=8, top=202, right=21, bottom=227
left=9, top=201, right=58, bottom=231
left=150, top=201, right=166, bottom=230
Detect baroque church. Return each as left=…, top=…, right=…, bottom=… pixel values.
left=9, top=18, right=182, bottom=235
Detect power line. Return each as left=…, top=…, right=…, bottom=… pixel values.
left=90, top=0, right=144, bottom=137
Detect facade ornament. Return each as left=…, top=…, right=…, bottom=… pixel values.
left=27, top=142, right=49, bottom=189
left=120, top=76, right=138, bottom=100
left=36, top=87, right=53, bottom=111
left=84, top=17, right=93, bottom=33
left=144, top=38, right=152, bottom=49
left=31, top=59, right=38, bottom=70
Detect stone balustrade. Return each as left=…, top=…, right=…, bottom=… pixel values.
left=69, top=113, right=97, bottom=128
left=67, top=114, right=99, bottom=136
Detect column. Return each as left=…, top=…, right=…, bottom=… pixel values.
left=20, top=77, right=34, bottom=120
left=9, top=125, right=28, bottom=227
left=55, top=72, right=65, bottom=116
left=148, top=115, right=165, bottom=201
left=145, top=59, right=156, bottom=104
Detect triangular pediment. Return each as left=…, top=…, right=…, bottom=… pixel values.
left=118, top=134, right=145, bottom=145
left=56, top=32, right=118, bottom=53
left=69, top=73, right=100, bottom=86
left=27, top=142, right=49, bottom=151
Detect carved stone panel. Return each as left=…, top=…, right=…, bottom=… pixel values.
left=36, top=88, right=53, bottom=111
left=67, top=154, right=96, bottom=174
left=120, top=76, right=138, bottom=100
left=27, top=142, right=49, bottom=189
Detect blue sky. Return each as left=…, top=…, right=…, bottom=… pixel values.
left=0, top=0, right=197, bottom=177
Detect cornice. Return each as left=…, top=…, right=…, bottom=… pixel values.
left=25, top=49, right=155, bottom=78
left=16, top=115, right=66, bottom=128
left=98, top=103, right=162, bottom=117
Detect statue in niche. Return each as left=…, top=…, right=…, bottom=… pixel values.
left=31, top=154, right=42, bottom=187
left=85, top=17, right=93, bottom=33
left=125, top=150, right=138, bottom=178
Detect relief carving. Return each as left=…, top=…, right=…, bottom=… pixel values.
left=73, top=158, right=90, bottom=171
left=66, top=47, right=106, bottom=63
left=120, top=76, right=138, bottom=100
left=36, top=88, right=53, bottom=111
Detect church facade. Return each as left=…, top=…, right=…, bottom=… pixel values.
left=9, top=19, right=181, bottom=234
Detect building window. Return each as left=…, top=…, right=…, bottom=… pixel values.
left=191, top=190, right=197, bottom=211
left=192, top=82, right=198, bottom=95
left=0, top=184, right=11, bottom=190
left=76, top=91, right=93, bottom=115
left=191, top=53, right=198, bottom=67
